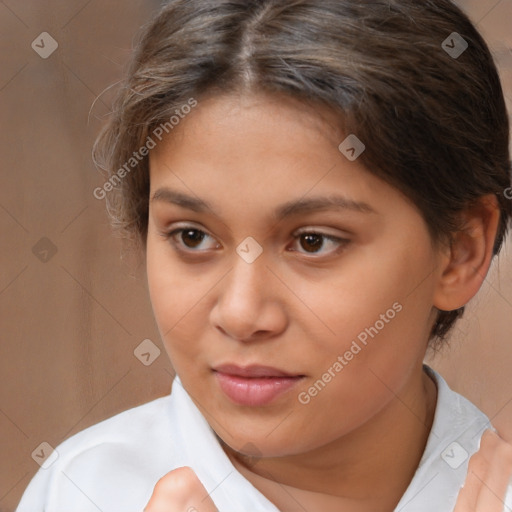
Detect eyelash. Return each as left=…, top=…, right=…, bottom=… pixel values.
left=161, top=226, right=350, bottom=257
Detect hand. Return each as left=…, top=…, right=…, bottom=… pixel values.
left=454, top=429, right=512, bottom=511
left=144, top=466, right=219, bottom=512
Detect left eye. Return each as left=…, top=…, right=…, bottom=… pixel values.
left=290, top=231, right=348, bottom=255
left=163, top=227, right=348, bottom=256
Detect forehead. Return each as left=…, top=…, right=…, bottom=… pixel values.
left=145, top=91, right=413, bottom=232
left=150, top=91, right=348, bottom=162
left=148, top=92, right=365, bottom=201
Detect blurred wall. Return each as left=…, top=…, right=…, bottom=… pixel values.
left=0, top=1, right=511, bottom=510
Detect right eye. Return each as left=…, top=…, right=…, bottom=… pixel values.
left=163, top=226, right=221, bottom=252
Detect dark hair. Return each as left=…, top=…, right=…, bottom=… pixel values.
left=93, top=0, right=511, bottom=343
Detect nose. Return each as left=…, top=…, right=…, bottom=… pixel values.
left=210, top=252, right=288, bottom=343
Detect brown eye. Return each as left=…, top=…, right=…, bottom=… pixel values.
left=300, top=233, right=324, bottom=253
left=164, top=226, right=219, bottom=252
left=180, top=229, right=206, bottom=248
left=291, top=230, right=350, bottom=256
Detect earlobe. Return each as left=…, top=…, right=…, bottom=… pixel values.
left=433, top=194, right=500, bottom=312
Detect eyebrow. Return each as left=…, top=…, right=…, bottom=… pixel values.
left=150, top=187, right=376, bottom=220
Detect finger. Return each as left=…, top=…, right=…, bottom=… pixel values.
left=454, top=432, right=493, bottom=512
left=454, top=470, right=481, bottom=512
left=454, top=430, right=512, bottom=512
left=473, top=431, right=512, bottom=511
left=144, top=466, right=219, bottom=512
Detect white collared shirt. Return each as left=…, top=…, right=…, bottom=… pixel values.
left=16, top=367, right=512, bottom=511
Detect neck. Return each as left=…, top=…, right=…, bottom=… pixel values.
left=221, top=367, right=437, bottom=512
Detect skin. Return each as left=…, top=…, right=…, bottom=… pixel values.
left=144, top=91, right=503, bottom=511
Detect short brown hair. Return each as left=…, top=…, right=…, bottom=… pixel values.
left=93, top=0, right=512, bottom=342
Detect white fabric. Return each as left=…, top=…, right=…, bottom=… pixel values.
left=16, top=366, right=512, bottom=512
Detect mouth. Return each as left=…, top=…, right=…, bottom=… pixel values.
left=212, top=364, right=306, bottom=406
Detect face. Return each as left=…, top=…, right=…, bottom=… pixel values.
left=146, top=92, right=442, bottom=458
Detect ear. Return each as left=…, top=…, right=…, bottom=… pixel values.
left=433, top=194, right=501, bottom=312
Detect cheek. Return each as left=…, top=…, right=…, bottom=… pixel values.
left=298, top=244, right=431, bottom=346
left=289, top=310, right=428, bottom=451
left=146, top=241, right=208, bottom=351
left=146, top=250, right=177, bottom=330
left=293, top=239, right=436, bottom=403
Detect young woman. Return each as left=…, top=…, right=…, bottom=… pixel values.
left=17, top=1, right=512, bottom=511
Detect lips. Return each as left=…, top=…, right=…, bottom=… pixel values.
left=212, top=364, right=305, bottom=406
left=212, top=363, right=302, bottom=378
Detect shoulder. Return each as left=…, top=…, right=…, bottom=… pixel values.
left=16, top=390, right=180, bottom=512
left=54, top=391, right=174, bottom=460
left=398, top=366, right=500, bottom=510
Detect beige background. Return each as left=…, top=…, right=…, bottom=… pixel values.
left=0, top=1, right=511, bottom=510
